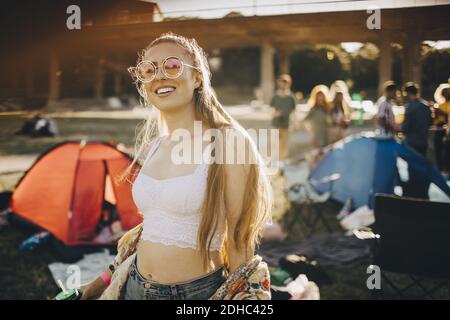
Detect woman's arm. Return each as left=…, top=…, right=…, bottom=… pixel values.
left=224, top=160, right=254, bottom=274
left=78, top=271, right=109, bottom=300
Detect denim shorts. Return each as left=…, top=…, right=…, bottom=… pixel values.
left=124, top=257, right=226, bottom=300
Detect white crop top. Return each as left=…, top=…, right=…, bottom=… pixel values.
left=131, top=137, right=225, bottom=251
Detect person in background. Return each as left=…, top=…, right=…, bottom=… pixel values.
left=330, top=89, right=350, bottom=142
left=270, top=74, right=297, bottom=164
left=433, top=85, right=450, bottom=173
left=376, top=81, right=398, bottom=135
left=294, top=91, right=304, bottom=103
left=401, top=82, right=433, bottom=199
left=447, top=78, right=450, bottom=177
left=445, top=110, right=450, bottom=178
left=359, top=90, right=368, bottom=101
left=401, top=82, right=433, bottom=157
left=304, top=85, right=332, bottom=149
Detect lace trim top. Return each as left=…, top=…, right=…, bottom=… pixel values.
left=131, top=137, right=225, bottom=251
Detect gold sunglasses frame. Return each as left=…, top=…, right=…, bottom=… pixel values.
left=128, top=56, right=199, bottom=83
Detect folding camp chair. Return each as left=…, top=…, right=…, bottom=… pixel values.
left=284, top=173, right=340, bottom=238
left=354, top=194, right=450, bottom=299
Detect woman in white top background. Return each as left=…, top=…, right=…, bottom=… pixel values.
left=79, top=33, right=272, bottom=300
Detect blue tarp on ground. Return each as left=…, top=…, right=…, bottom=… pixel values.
left=309, top=133, right=450, bottom=209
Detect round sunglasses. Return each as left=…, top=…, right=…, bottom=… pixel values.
left=128, top=56, right=199, bottom=83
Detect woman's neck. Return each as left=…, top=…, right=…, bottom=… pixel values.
left=160, top=103, right=198, bottom=136
left=278, top=88, right=290, bottom=96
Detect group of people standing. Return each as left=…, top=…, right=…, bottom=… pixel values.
left=376, top=80, right=450, bottom=178
left=270, top=74, right=351, bottom=163
left=270, top=74, right=450, bottom=187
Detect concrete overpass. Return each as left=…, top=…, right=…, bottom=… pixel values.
left=17, top=4, right=450, bottom=104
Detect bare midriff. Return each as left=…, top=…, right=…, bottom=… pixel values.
left=136, top=239, right=224, bottom=284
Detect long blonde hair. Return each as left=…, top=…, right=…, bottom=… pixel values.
left=308, top=84, right=332, bottom=111
left=122, top=33, right=272, bottom=270
left=329, top=80, right=351, bottom=117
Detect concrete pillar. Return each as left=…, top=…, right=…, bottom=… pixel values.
left=25, top=65, right=34, bottom=98
left=48, top=50, right=61, bottom=103
left=402, top=35, right=422, bottom=86
left=260, top=42, right=275, bottom=104
left=278, top=47, right=291, bottom=75
left=378, top=35, right=393, bottom=95
left=95, top=57, right=105, bottom=100
left=114, top=73, right=122, bottom=96
left=11, top=62, right=20, bottom=94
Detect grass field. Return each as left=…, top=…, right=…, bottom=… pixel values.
left=0, top=114, right=142, bottom=156
left=0, top=113, right=145, bottom=299
left=1, top=112, right=449, bottom=300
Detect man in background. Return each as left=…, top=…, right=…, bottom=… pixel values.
left=271, top=74, right=297, bottom=165
left=401, top=82, right=432, bottom=157
left=401, top=82, right=433, bottom=199
left=376, top=81, right=398, bottom=135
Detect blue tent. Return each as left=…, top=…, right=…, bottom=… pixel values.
left=309, top=133, right=450, bottom=209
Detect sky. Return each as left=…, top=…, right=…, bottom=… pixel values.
left=152, top=0, right=450, bottom=19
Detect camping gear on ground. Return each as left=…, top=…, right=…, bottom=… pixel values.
left=288, top=275, right=320, bottom=300
left=284, top=173, right=340, bottom=238
left=270, top=288, right=291, bottom=300
left=285, top=275, right=311, bottom=299
left=19, top=231, right=51, bottom=250
left=0, top=213, right=8, bottom=229
left=259, top=232, right=371, bottom=269
left=93, top=221, right=124, bottom=244
left=16, top=115, right=59, bottom=137
left=0, top=207, right=9, bottom=229
left=271, top=274, right=320, bottom=300
left=34, top=117, right=58, bottom=137
left=261, top=222, right=287, bottom=241
left=279, top=254, right=331, bottom=286
left=336, top=198, right=352, bottom=220
left=49, top=250, right=115, bottom=289
left=93, top=201, right=125, bottom=243
left=340, top=205, right=374, bottom=232
left=354, top=194, right=450, bottom=299
left=309, top=133, right=450, bottom=210
left=9, top=141, right=142, bottom=261
left=15, top=115, right=40, bottom=136
left=270, top=268, right=292, bottom=287
left=93, top=226, right=115, bottom=244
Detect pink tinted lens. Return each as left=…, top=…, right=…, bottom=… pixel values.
left=164, top=57, right=183, bottom=78
left=137, top=61, right=155, bottom=81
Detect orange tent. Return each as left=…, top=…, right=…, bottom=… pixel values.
left=9, top=141, right=142, bottom=245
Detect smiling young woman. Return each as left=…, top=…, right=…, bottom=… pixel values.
left=78, top=33, right=273, bottom=300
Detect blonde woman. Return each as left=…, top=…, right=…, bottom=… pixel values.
left=329, top=81, right=351, bottom=142
left=78, top=33, right=272, bottom=300
left=304, top=85, right=332, bottom=149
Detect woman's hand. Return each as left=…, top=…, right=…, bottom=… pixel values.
left=79, top=276, right=108, bottom=300
left=78, top=283, right=91, bottom=300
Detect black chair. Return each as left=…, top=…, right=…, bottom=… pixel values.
left=284, top=174, right=340, bottom=238
left=355, top=194, right=450, bottom=299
